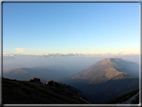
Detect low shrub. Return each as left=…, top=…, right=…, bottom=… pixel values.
left=30, top=77, right=40, bottom=82
left=46, top=80, right=54, bottom=86
left=33, top=77, right=40, bottom=81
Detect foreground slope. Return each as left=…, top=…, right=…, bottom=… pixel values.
left=2, top=77, right=89, bottom=104
left=61, top=58, right=139, bottom=103
left=102, top=88, right=140, bottom=104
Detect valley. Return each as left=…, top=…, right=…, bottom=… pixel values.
left=2, top=58, right=140, bottom=104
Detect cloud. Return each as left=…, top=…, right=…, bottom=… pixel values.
left=41, top=52, right=138, bottom=58
left=104, top=52, right=112, bottom=56
left=4, top=52, right=138, bottom=58
left=42, top=53, right=93, bottom=58
left=44, top=53, right=49, bottom=55
left=15, top=48, right=35, bottom=52
left=117, top=51, right=126, bottom=55
left=15, top=48, right=26, bottom=52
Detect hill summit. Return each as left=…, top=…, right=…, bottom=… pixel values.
left=72, top=58, right=139, bottom=84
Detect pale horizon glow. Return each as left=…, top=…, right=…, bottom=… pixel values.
left=3, top=52, right=140, bottom=57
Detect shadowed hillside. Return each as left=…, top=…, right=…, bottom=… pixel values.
left=2, top=77, right=90, bottom=104
left=102, top=88, right=140, bottom=104
left=61, top=77, right=139, bottom=104
left=61, top=58, right=139, bottom=103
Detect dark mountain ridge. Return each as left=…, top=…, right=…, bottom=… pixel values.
left=2, top=77, right=89, bottom=104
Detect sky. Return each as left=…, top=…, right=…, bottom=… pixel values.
left=3, top=3, right=140, bottom=56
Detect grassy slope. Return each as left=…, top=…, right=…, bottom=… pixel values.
left=2, top=77, right=88, bottom=104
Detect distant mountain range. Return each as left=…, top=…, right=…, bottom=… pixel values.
left=3, top=65, right=72, bottom=83
left=60, top=58, right=139, bottom=103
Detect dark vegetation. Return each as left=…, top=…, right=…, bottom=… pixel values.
left=30, top=77, right=40, bottom=82
left=2, top=77, right=89, bottom=104
left=102, top=88, right=140, bottom=104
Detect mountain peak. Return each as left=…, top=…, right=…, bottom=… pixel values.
left=102, top=58, right=132, bottom=63
left=106, top=58, right=132, bottom=62
left=103, top=58, right=123, bottom=61
left=72, top=58, right=139, bottom=84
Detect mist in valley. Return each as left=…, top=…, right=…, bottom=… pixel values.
left=2, top=54, right=140, bottom=76
left=3, top=56, right=103, bottom=72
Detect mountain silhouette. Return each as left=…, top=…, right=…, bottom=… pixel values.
left=2, top=77, right=89, bottom=104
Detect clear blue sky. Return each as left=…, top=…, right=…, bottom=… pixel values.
left=3, top=3, right=140, bottom=55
